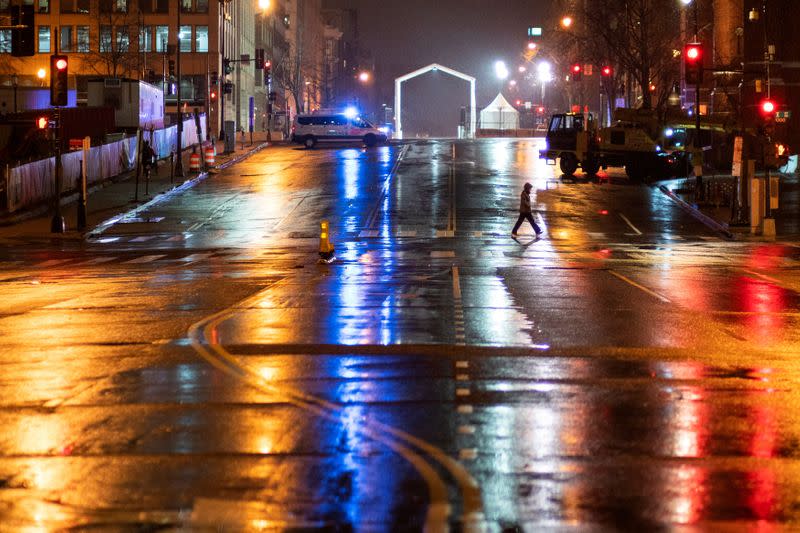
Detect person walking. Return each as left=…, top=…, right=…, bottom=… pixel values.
left=512, top=182, right=542, bottom=237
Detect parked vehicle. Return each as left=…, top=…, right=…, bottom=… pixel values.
left=291, top=113, right=388, bottom=148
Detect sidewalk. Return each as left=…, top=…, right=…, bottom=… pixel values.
left=0, top=132, right=274, bottom=242
left=659, top=170, right=800, bottom=240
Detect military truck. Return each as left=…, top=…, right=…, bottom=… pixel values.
left=539, top=108, right=682, bottom=181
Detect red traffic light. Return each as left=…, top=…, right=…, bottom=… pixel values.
left=537, top=106, right=544, bottom=113
left=571, top=63, right=581, bottom=74
left=210, top=90, right=217, bottom=100
left=55, top=57, right=67, bottom=70
left=684, top=44, right=702, bottom=63
left=761, top=99, right=775, bottom=114
left=601, top=66, right=612, bottom=77
left=36, top=116, right=48, bottom=129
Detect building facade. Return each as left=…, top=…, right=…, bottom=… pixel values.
left=0, top=0, right=340, bottom=140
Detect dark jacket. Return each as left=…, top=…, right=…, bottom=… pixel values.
left=519, top=189, right=532, bottom=214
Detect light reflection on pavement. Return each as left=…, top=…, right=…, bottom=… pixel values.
left=1, top=139, right=800, bottom=529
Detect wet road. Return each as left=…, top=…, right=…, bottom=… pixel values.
left=2, top=139, right=800, bottom=530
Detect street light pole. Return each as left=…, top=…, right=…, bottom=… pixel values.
left=12, top=75, right=17, bottom=113
left=174, top=4, right=184, bottom=178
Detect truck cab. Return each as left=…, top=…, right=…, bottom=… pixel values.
left=540, top=112, right=599, bottom=176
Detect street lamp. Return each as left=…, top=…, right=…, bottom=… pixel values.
left=494, top=60, right=509, bottom=80
left=358, top=71, right=371, bottom=83
left=560, top=16, right=573, bottom=29
left=37, top=68, right=46, bottom=87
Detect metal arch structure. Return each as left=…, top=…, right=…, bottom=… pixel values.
left=394, top=63, right=476, bottom=140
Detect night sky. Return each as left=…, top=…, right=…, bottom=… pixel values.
left=324, top=0, right=553, bottom=137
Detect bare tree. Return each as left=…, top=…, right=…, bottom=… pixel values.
left=555, top=0, right=682, bottom=111
left=84, top=0, right=141, bottom=77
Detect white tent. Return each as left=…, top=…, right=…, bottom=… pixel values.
left=480, top=93, right=519, bottom=130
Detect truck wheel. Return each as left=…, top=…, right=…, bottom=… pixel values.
left=304, top=136, right=317, bottom=149
left=363, top=134, right=377, bottom=147
left=559, top=153, right=578, bottom=176
left=582, top=158, right=600, bottom=177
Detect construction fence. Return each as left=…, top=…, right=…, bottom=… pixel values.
left=2, top=114, right=206, bottom=214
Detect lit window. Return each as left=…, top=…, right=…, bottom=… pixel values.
left=0, top=30, right=11, bottom=54
left=38, top=26, right=50, bottom=53
left=139, top=26, right=152, bottom=52
left=155, top=26, right=168, bottom=52
left=60, top=26, right=72, bottom=52
left=77, top=26, right=89, bottom=52
left=179, top=25, right=191, bottom=52
left=195, top=26, right=208, bottom=53
left=116, top=26, right=129, bottom=52
left=100, top=25, right=111, bottom=52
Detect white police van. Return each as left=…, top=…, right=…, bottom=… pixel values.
left=291, top=112, right=388, bottom=149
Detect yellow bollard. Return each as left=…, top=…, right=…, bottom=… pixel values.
left=319, top=219, right=335, bottom=262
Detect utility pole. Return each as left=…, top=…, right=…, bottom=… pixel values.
left=174, top=4, right=184, bottom=178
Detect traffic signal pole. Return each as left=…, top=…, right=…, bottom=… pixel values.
left=174, top=6, right=184, bottom=179
left=692, top=2, right=703, bottom=200
left=50, top=33, right=65, bottom=233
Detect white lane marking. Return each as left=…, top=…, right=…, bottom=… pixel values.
left=186, top=222, right=203, bottom=231
left=456, top=361, right=469, bottom=369
left=436, top=230, right=455, bottom=238
left=452, top=267, right=462, bottom=300
left=457, top=405, right=474, bottom=414
left=458, top=425, right=476, bottom=435
left=130, top=236, right=157, bottom=242
left=456, top=374, right=469, bottom=381
left=618, top=213, right=643, bottom=235
left=124, top=254, right=166, bottom=264
left=472, top=231, right=483, bottom=237
left=609, top=270, right=671, bottom=303
left=397, top=230, right=417, bottom=237
left=431, top=250, right=455, bottom=258
left=167, top=235, right=184, bottom=242
left=456, top=388, right=471, bottom=397
left=536, top=213, right=547, bottom=230
left=358, top=230, right=379, bottom=238
left=180, top=253, right=213, bottom=263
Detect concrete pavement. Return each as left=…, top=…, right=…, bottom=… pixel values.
left=0, top=132, right=274, bottom=242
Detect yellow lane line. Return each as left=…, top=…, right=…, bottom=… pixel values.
left=618, top=213, right=642, bottom=235
left=608, top=270, right=672, bottom=303
left=188, top=287, right=485, bottom=531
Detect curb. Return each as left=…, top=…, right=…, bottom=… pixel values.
left=658, top=184, right=734, bottom=239
left=85, top=141, right=270, bottom=240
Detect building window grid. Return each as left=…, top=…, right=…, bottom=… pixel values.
left=77, top=25, right=89, bottom=52
left=38, top=26, right=50, bottom=53
left=155, top=25, right=168, bottom=52
left=0, top=30, right=10, bottom=53
left=60, top=25, right=72, bottom=52
left=195, top=25, right=208, bottom=53
left=139, top=25, right=153, bottom=52
left=115, top=26, right=129, bottom=52
left=179, top=25, right=191, bottom=52
left=99, top=25, right=111, bottom=52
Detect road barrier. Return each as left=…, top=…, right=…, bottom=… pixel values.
left=319, top=219, right=335, bottom=262
left=203, top=146, right=215, bottom=169
left=189, top=152, right=201, bottom=173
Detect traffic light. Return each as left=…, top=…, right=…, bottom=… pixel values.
left=210, top=70, right=218, bottom=85
left=601, top=65, right=612, bottom=77
left=571, top=63, right=582, bottom=81
left=223, top=59, right=233, bottom=75
left=36, top=115, right=49, bottom=129
left=255, top=48, right=264, bottom=70
left=683, top=43, right=703, bottom=85
left=210, top=90, right=217, bottom=102
left=760, top=99, right=776, bottom=116
left=50, top=54, right=68, bottom=107
left=168, top=59, right=176, bottom=78
left=223, top=81, right=233, bottom=95
left=264, top=60, right=272, bottom=85
left=11, top=5, right=35, bottom=57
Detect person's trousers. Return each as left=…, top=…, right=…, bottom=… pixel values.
left=512, top=212, right=541, bottom=234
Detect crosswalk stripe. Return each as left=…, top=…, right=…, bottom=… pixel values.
left=130, top=236, right=157, bottom=242
left=436, top=230, right=455, bottom=238
left=79, top=257, right=117, bottom=265
left=358, top=230, right=379, bottom=238
left=397, top=230, right=417, bottom=237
